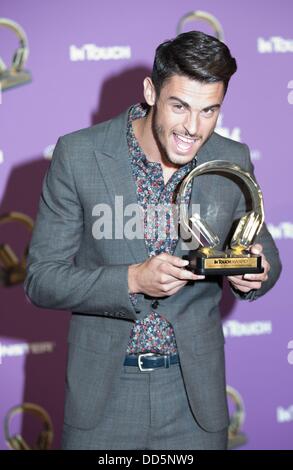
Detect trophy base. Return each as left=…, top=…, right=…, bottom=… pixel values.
left=184, top=250, right=264, bottom=276
left=0, top=70, right=32, bottom=91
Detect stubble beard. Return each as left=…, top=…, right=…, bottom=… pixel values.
left=151, top=105, right=206, bottom=167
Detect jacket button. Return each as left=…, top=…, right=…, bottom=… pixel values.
left=151, top=300, right=159, bottom=309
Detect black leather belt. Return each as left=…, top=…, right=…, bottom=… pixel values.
left=124, top=353, right=180, bottom=371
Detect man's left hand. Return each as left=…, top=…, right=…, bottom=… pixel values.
left=227, top=243, right=270, bottom=293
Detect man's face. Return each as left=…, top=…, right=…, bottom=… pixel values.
left=148, top=75, right=225, bottom=166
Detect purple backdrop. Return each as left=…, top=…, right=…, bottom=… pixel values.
left=0, top=0, right=292, bottom=450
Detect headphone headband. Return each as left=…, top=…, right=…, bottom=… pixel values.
left=0, top=18, right=29, bottom=70
left=178, top=160, right=264, bottom=250
left=176, top=11, right=224, bottom=40
left=0, top=18, right=31, bottom=90
left=4, top=403, right=54, bottom=450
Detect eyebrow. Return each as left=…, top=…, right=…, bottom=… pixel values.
left=168, top=96, right=221, bottom=112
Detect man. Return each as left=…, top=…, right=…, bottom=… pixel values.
left=25, top=31, right=281, bottom=450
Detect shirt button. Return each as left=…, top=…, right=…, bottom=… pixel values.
left=151, top=300, right=159, bottom=309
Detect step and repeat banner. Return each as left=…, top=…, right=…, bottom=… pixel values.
left=0, top=0, right=292, bottom=450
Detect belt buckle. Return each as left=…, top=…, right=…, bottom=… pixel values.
left=138, top=352, right=156, bottom=372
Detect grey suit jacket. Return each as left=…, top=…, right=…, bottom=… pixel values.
left=24, top=108, right=281, bottom=433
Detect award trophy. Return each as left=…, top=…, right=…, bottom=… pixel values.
left=0, top=212, right=34, bottom=286
left=178, top=160, right=265, bottom=276
left=176, top=10, right=224, bottom=40
left=226, top=385, right=247, bottom=449
left=4, top=403, right=54, bottom=450
left=0, top=18, right=31, bottom=91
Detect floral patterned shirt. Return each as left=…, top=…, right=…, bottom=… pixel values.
left=126, top=103, right=196, bottom=355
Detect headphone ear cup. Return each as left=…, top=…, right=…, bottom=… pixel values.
left=233, top=215, right=247, bottom=235
left=0, top=244, right=20, bottom=285
left=231, top=212, right=260, bottom=249
left=0, top=55, right=7, bottom=72
left=12, top=47, right=27, bottom=71
left=8, top=434, right=30, bottom=450
left=0, top=244, right=19, bottom=267
left=36, top=430, right=53, bottom=450
left=189, top=213, right=220, bottom=247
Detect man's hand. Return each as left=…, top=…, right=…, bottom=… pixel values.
left=227, top=243, right=270, bottom=293
left=128, top=253, right=205, bottom=297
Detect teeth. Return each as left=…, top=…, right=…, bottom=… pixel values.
left=175, top=134, right=195, bottom=144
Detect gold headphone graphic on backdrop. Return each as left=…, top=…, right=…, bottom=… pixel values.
left=226, top=385, right=247, bottom=449
left=4, top=403, right=54, bottom=450
left=178, top=160, right=265, bottom=276
left=0, top=18, right=31, bottom=91
left=176, top=10, right=224, bottom=40
left=0, top=212, right=34, bottom=286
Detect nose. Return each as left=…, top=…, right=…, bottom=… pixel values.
left=183, top=112, right=199, bottom=137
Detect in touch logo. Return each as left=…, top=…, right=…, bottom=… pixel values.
left=0, top=341, right=55, bottom=365
left=277, top=405, right=293, bottom=423
left=215, top=115, right=261, bottom=161
left=223, top=320, right=272, bottom=338
left=69, top=44, right=131, bottom=61
left=258, top=37, right=293, bottom=53
left=268, top=222, right=293, bottom=239
left=215, top=114, right=241, bottom=142
left=288, top=340, right=293, bottom=365
left=288, top=80, right=293, bottom=104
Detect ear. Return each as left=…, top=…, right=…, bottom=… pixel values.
left=143, top=77, right=156, bottom=106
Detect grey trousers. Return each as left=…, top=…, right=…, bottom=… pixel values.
left=62, top=362, right=228, bottom=450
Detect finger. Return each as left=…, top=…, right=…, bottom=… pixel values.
left=250, top=243, right=263, bottom=255
left=161, top=263, right=200, bottom=282
left=229, top=285, right=253, bottom=293
left=229, top=277, right=262, bottom=290
left=227, top=275, right=243, bottom=281
left=160, top=279, right=188, bottom=293
left=166, top=283, right=189, bottom=296
left=156, top=253, right=189, bottom=268
left=160, top=271, right=205, bottom=285
left=165, top=275, right=205, bottom=295
left=243, top=273, right=268, bottom=282
left=228, top=275, right=256, bottom=286
left=166, top=276, right=206, bottom=295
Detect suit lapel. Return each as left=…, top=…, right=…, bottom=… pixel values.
left=94, top=110, right=148, bottom=264
left=94, top=110, right=218, bottom=263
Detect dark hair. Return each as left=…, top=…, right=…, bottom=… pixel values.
left=151, top=30, right=237, bottom=96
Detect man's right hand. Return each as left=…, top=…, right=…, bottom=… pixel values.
left=128, top=253, right=205, bottom=297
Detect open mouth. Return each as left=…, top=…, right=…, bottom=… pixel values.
left=173, top=133, right=196, bottom=153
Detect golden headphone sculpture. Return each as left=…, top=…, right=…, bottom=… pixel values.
left=178, top=161, right=265, bottom=275
left=226, top=385, right=247, bottom=449
left=4, top=403, right=54, bottom=450
left=0, top=18, right=31, bottom=91
left=0, top=212, right=34, bottom=286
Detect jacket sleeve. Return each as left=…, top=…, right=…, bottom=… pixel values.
left=229, top=143, right=282, bottom=301
left=24, top=137, right=137, bottom=321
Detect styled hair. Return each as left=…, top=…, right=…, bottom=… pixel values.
left=151, top=31, right=237, bottom=96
